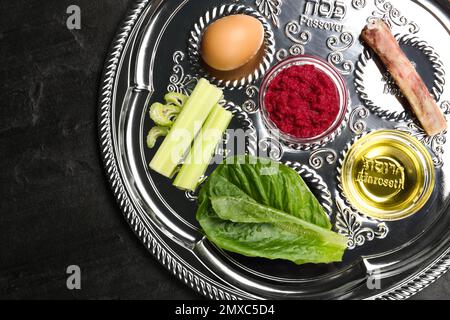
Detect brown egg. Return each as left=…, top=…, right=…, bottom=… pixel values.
left=201, top=15, right=264, bottom=72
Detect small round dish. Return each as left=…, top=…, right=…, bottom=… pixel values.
left=259, top=55, right=349, bottom=149
left=187, top=4, right=275, bottom=89
left=340, top=130, right=436, bottom=221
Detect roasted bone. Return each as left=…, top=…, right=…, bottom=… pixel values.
left=361, top=19, right=447, bottom=136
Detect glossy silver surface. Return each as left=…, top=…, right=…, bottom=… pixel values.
left=99, top=0, right=450, bottom=299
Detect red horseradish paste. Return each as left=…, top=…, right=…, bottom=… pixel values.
left=264, top=64, right=340, bottom=139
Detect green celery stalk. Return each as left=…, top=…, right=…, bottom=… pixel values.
left=149, top=79, right=223, bottom=178
left=173, top=104, right=233, bottom=191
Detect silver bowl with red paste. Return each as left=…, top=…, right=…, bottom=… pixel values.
left=259, top=55, right=349, bottom=148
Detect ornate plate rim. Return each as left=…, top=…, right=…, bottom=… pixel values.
left=98, top=0, right=450, bottom=300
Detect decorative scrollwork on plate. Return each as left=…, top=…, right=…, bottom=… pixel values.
left=275, top=49, right=288, bottom=62
left=187, top=4, right=276, bottom=89
left=309, top=148, right=338, bottom=169
left=368, top=0, right=419, bottom=34
left=275, top=20, right=312, bottom=61
left=336, top=198, right=389, bottom=250
left=395, top=102, right=449, bottom=168
left=255, top=0, right=282, bottom=28
left=224, top=101, right=259, bottom=157
left=168, top=51, right=198, bottom=95
left=326, top=32, right=355, bottom=75
left=349, top=106, right=370, bottom=135
left=242, top=85, right=260, bottom=114
left=285, top=161, right=333, bottom=218
left=259, top=137, right=284, bottom=161
left=441, top=101, right=450, bottom=114
left=352, top=0, right=367, bottom=10
left=355, top=34, right=445, bottom=122
left=284, top=20, right=311, bottom=55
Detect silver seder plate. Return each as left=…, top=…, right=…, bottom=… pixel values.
left=99, top=0, right=450, bottom=300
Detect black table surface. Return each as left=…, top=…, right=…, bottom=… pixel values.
left=0, top=0, right=449, bottom=300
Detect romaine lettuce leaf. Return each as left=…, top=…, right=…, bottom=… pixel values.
left=199, top=155, right=331, bottom=229
left=196, top=156, right=347, bottom=265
